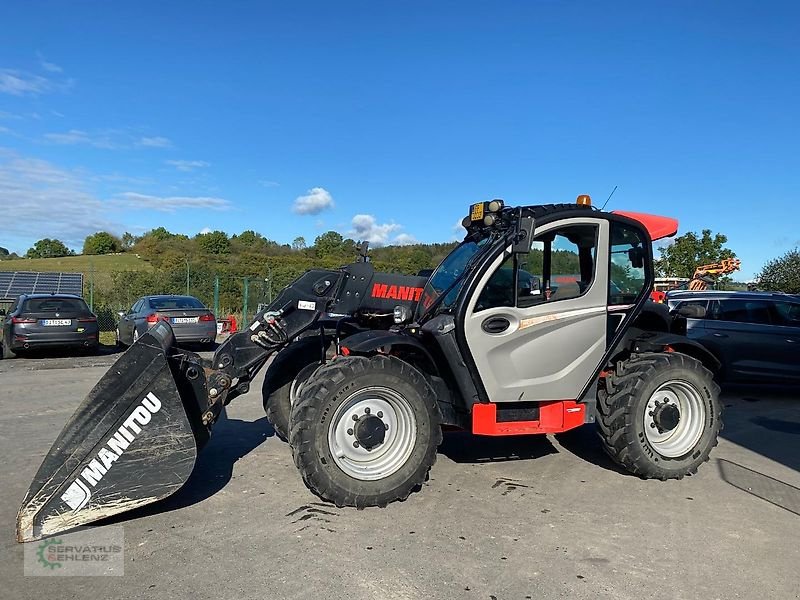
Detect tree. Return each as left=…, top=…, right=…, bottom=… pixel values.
left=196, top=230, right=231, bottom=255
left=83, top=231, right=121, bottom=255
left=292, top=236, right=306, bottom=251
left=25, top=238, right=73, bottom=258
left=121, top=232, right=137, bottom=250
left=314, top=231, right=345, bottom=258
left=757, top=248, right=800, bottom=294
left=656, top=229, right=736, bottom=278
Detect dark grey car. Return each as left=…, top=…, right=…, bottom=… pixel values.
left=1, top=293, right=99, bottom=358
left=667, top=290, right=800, bottom=383
left=116, top=295, right=217, bottom=349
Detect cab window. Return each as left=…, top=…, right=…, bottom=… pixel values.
left=474, top=224, right=598, bottom=312
left=609, top=222, right=647, bottom=305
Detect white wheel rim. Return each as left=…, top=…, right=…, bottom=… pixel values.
left=327, top=386, right=417, bottom=481
left=643, top=380, right=706, bottom=458
left=133, top=329, right=139, bottom=343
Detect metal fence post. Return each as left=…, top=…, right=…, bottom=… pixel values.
left=89, top=261, right=94, bottom=311
left=185, top=258, right=190, bottom=295
left=213, top=275, right=220, bottom=317
left=242, top=276, right=249, bottom=324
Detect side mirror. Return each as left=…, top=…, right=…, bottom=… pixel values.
left=512, top=217, right=535, bottom=253
left=628, top=246, right=646, bottom=269
left=674, top=304, right=706, bottom=319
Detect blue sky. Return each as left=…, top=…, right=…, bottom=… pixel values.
left=1, top=1, right=798, bottom=278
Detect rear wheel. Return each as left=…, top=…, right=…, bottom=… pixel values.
left=290, top=355, right=442, bottom=508
left=597, top=352, right=722, bottom=479
left=262, top=337, right=323, bottom=441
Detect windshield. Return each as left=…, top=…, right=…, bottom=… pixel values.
left=416, top=236, right=493, bottom=320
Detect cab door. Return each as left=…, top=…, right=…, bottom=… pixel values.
left=461, top=218, right=610, bottom=402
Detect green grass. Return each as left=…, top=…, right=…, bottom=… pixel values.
left=2, top=253, right=152, bottom=274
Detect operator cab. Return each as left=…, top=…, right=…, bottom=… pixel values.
left=410, top=195, right=665, bottom=409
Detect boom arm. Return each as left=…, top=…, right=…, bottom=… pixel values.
left=688, top=258, right=741, bottom=291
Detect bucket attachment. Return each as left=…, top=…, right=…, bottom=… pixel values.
left=17, top=321, right=213, bottom=542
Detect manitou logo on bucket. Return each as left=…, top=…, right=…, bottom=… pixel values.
left=60, top=393, right=162, bottom=512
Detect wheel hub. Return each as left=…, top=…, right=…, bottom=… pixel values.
left=652, top=401, right=680, bottom=433
left=327, top=387, right=417, bottom=481
left=643, top=380, right=707, bottom=458
left=354, top=414, right=386, bottom=450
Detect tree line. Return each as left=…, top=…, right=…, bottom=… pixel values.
left=2, top=226, right=799, bottom=295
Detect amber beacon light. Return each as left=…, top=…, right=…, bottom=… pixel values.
left=576, top=194, right=592, bottom=206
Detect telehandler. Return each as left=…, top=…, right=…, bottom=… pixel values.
left=17, top=195, right=721, bottom=542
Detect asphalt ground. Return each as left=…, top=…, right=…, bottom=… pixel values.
left=1, top=351, right=798, bottom=600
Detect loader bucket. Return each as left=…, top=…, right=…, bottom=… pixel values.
left=17, top=321, right=212, bottom=542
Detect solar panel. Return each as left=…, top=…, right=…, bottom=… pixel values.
left=0, top=271, right=84, bottom=300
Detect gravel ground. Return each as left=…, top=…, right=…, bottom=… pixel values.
left=1, top=352, right=798, bottom=600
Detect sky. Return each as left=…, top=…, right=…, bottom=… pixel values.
left=0, top=1, right=798, bottom=278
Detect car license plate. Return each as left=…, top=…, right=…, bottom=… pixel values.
left=172, top=317, right=198, bottom=324
left=42, top=319, right=72, bottom=326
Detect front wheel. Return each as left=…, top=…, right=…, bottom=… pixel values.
left=289, top=355, right=442, bottom=508
left=597, top=352, right=722, bottom=480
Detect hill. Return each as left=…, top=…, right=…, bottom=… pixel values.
left=2, top=253, right=151, bottom=274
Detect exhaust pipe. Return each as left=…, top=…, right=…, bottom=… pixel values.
left=23, top=343, right=30, bottom=349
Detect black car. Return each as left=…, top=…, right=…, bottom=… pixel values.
left=667, top=290, right=800, bottom=383
left=1, top=293, right=99, bottom=358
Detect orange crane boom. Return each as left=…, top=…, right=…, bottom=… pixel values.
left=688, top=258, right=741, bottom=290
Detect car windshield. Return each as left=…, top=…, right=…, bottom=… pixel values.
left=416, top=235, right=494, bottom=320
left=149, top=297, right=205, bottom=310
left=22, top=297, right=89, bottom=313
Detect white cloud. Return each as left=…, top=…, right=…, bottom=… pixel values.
left=349, top=214, right=416, bottom=247
left=38, top=56, right=63, bottom=73
left=43, top=129, right=174, bottom=151
left=137, top=136, right=172, bottom=148
left=0, top=68, right=73, bottom=96
left=43, top=129, right=120, bottom=149
left=0, top=154, right=118, bottom=248
left=114, top=192, right=231, bottom=212
left=393, top=233, right=418, bottom=246
left=259, top=179, right=280, bottom=188
left=165, top=159, right=210, bottom=172
left=199, top=227, right=213, bottom=234
left=0, top=69, right=55, bottom=95
left=293, top=186, right=334, bottom=215
left=452, top=218, right=466, bottom=240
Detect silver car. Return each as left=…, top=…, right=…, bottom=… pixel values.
left=116, top=295, right=217, bottom=349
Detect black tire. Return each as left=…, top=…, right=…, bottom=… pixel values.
left=597, top=352, right=722, bottom=479
left=290, top=355, right=442, bottom=508
left=262, top=337, right=323, bottom=441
